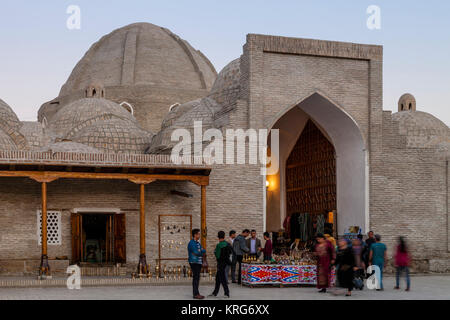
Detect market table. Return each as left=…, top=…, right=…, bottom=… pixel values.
left=241, top=263, right=335, bottom=286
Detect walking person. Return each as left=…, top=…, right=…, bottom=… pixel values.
left=352, top=237, right=365, bottom=283
left=225, top=230, right=237, bottom=283
left=246, top=229, right=262, bottom=260
left=209, top=231, right=233, bottom=298
left=394, top=236, right=411, bottom=291
left=188, top=229, right=206, bottom=299
left=260, top=232, right=273, bottom=261
left=314, top=233, right=336, bottom=293
left=233, top=229, right=250, bottom=284
left=369, top=234, right=387, bottom=291
left=336, top=239, right=357, bottom=296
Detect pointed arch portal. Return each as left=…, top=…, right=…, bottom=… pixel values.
left=266, top=93, right=368, bottom=235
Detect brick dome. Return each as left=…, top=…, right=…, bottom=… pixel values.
left=49, top=98, right=138, bottom=139
left=71, top=118, right=152, bottom=154
left=392, top=111, right=450, bottom=148
left=59, top=22, right=217, bottom=97
left=40, top=141, right=101, bottom=154
left=209, top=58, right=241, bottom=107
left=0, top=129, right=17, bottom=150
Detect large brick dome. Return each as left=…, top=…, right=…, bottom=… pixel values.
left=59, top=22, right=217, bottom=97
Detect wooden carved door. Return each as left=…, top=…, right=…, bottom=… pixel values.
left=114, top=214, right=126, bottom=263
left=71, top=213, right=82, bottom=264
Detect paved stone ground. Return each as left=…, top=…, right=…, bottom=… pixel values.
left=0, top=275, right=449, bottom=300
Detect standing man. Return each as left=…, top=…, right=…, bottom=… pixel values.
left=366, top=231, right=376, bottom=249
left=188, top=229, right=206, bottom=299
left=260, top=232, right=273, bottom=261
left=233, top=229, right=250, bottom=285
left=225, top=230, right=237, bottom=283
left=369, top=234, right=387, bottom=291
left=209, top=231, right=232, bottom=298
left=246, top=230, right=262, bottom=260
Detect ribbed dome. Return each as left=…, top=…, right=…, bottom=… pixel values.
left=71, top=118, right=153, bottom=154
left=209, top=58, right=241, bottom=107
left=0, top=98, right=21, bottom=133
left=59, top=22, right=217, bottom=97
left=0, top=129, right=17, bottom=150
left=49, top=98, right=137, bottom=138
left=392, top=111, right=450, bottom=148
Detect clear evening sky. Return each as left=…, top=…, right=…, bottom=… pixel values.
left=0, top=0, right=449, bottom=124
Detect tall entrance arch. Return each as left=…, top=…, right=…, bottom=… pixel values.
left=266, top=93, right=368, bottom=236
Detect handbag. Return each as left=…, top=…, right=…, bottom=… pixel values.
left=202, top=253, right=208, bottom=270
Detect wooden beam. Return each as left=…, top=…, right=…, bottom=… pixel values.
left=0, top=170, right=209, bottom=186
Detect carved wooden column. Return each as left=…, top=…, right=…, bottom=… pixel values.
left=129, top=178, right=154, bottom=276
left=30, top=174, right=58, bottom=279
left=40, top=182, right=50, bottom=277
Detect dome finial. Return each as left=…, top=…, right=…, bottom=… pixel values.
left=85, top=82, right=105, bottom=98
left=398, top=93, right=416, bottom=112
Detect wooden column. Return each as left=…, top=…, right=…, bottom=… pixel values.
left=201, top=185, right=207, bottom=249
left=40, top=182, right=50, bottom=278
left=129, top=178, right=154, bottom=277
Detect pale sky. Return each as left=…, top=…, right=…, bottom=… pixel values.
left=0, top=0, right=449, bottom=124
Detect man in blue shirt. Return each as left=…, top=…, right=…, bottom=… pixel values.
left=369, top=234, right=388, bottom=291
left=188, top=229, right=206, bottom=299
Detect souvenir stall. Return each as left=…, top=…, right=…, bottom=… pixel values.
left=241, top=252, right=336, bottom=286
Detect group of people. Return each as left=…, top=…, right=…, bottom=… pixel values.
left=188, top=228, right=411, bottom=299
left=187, top=228, right=272, bottom=299
left=315, top=231, right=411, bottom=296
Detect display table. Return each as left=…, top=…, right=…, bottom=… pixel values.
left=241, top=263, right=335, bottom=286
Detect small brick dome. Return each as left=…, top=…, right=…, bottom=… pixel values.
left=40, top=141, right=101, bottom=153
left=392, top=111, right=450, bottom=148
left=71, top=118, right=153, bottom=154
left=49, top=98, right=138, bottom=138
left=398, top=93, right=416, bottom=112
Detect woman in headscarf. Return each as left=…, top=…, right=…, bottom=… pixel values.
left=336, top=239, right=357, bottom=296
left=394, top=236, right=411, bottom=291
left=314, top=233, right=336, bottom=293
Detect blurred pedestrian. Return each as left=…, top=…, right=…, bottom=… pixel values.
left=394, top=236, right=411, bottom=291
left=369, top=234, right=387, bottom=291
left=314, top=233, right=336, bottom=293
left=336, top=239, right=357, bottom=296
left=188, top=229, right=206, bottom=299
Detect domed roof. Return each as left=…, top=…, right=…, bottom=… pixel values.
left=59, top=22, right=217, bottom=97
left=49, top=98, right=138, bottom=138
left=148, top=97, right=218, bottom=154
left=0, top=128, right=17, bottom=150
left=71, top=118, right=153, bottom=154
left=40, top=141, right=101, bottom=154
left=0, top=98, right=21, bottom=133
left=392, top=111, right=450, bottom=148
left=20, top=122, right=52, bottom=150
left=208, top=58, right=241, bottom=106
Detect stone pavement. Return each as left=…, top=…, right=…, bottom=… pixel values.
left=0, top=275, right=449, bottom=300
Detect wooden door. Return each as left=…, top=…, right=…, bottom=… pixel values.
left=71, top=213, right=82, bottom=264
left=114, top=214, right=126, bottom=263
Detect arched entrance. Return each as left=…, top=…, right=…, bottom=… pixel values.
left=266, top=92, right=368, bottom=237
